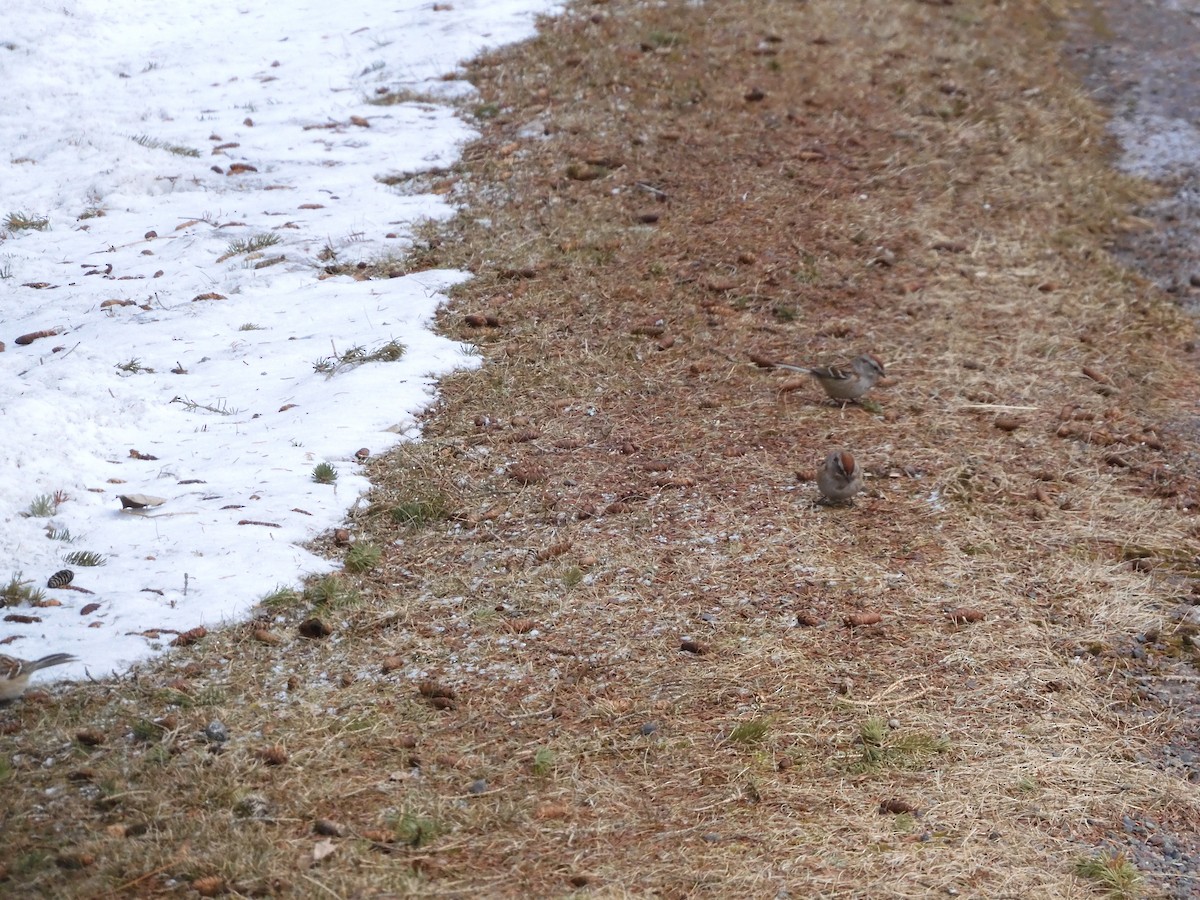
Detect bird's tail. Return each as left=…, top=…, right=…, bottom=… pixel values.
left=30, top=653, right=77, bottom=672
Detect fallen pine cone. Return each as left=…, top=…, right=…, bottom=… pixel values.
left=993, top=416, right=1021, bottom=432
left=507, top=463, right=546, bottom=485
left=298, top=617, right=332, bottom=639
left=75, top=728, right=106, bottom=747
left=844, top=612, right=883, bottom=627
left=256, top=744, right=288, bottom=766
left=47, top=569, right=74, bottom=589
left=192, top=876, right=226, bottom=897
left=464, top=313, right=500, bottom=327
left=313, top=818, right=345, bottom=837
left=14, top=328, right=59, bottom=345
left=535, top=540, right=572, bottom=561
left=1081, top=364, right=1113, bottom=386
left=879, top=798, right=920, bottom=815
left=946, top=607, right=985, bottom=624
left=171, top=626, right=208, bottom=647
left=418, top=680, right=456, bottom=700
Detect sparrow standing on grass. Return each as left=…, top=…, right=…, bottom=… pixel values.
left=817, top=450, right=864, bottom=504
left=0, top=653, right=76, bottom=701
left=767, top=353, right=886, bottom=403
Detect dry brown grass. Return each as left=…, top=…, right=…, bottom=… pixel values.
left=4, top=0, right=1200, bottom=897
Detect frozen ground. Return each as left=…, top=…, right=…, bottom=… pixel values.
left=0, top=0, right=558, bottom=683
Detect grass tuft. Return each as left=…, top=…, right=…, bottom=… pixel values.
left=1, top=573, right=46, bottom=607
left=5, top=211, right=50, bottom=231
left=260, top=585, right=301, bottom=609
left=313, top=339, right=406, bottom=377
left=223, top=233, right=281, bottom=256
left=344, top=541, right=382, bottom=573
left=531, top=747, right=555, bottom=777
left=61, top=550, right=106, bottom=567
left=25, top=494, right=57, bottom=518
left=389, top=495, right=448, bottom=529
left=312, top=462, right=338, bottom=485
left=367, top=88, right=431, bottom=106
left=850, top=718, right=951, bottom=773
left=1074, top=852, right=1143, bottom=898
left=303, top=574, right=359, bottom=608
left=116, top=358, right=154, bottom=375
left=130, top=134, right=201, bottom=157
left=728, top=718, right=771, bottom=745
left=391, top=810, right=445, bottom=847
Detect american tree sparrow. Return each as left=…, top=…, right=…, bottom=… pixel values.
left=769, top=353, right=886, bottom=402
left=817, top=450, right=864, bottom=504
left=0, top=652, right=76, bottom=701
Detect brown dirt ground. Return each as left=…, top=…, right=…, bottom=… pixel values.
left=5, top=0, right=1200, bottom=897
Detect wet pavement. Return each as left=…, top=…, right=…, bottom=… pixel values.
left=1068, top=0, right=1200, bottom=305
left=1066, top=2, right=1200, bottom=895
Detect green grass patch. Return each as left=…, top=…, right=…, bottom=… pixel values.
left=1074, top=851, right=1142, bottom=899
left=61, top=550, right=106, bottom=567
left=224, top=233, right=281, bottom=256
left=260, top=585, right=301, bottom=609
left=303, top=574, right=359, bottom=608
left=531, top=748, right=556, bottom=777
left=728, top=718, right=771, bottom=745
left=391, top=810, right=445, bottom=848
left=344, top=541, right=382, bottom=573
left=389, top=494, right=449, bottom=529
left=131, top=134, right=201, bottom=157
left=849, top=718, right=951, bottom=773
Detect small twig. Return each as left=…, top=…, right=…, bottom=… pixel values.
left=170, top=395, right=242, bottom=415
left=507, top=705, right=556, bottom=720
left=106, top=850, right=184, bottom=896
left=957, top=404, right=1040, bottom=412
left=16, top=342, right=82, bottom=378
left=297, top=872, right=345, bottom=899
left=840, top=674, right=931, bottom=707
left=635, top=180, right=668, bottom=199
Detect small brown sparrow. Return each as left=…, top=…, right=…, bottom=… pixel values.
left=770, top=353, right=886, bottom=402
left=0, top=652, right=77, bottom=701
left=817, top=450, right=864, bottom=504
